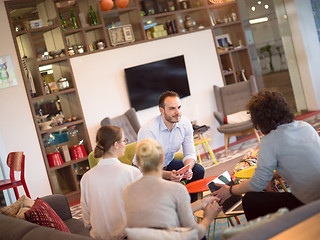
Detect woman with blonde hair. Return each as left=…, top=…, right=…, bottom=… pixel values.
left=81, top=125, right=142, bottom=239
left=124, top=138, right=221, bottom=239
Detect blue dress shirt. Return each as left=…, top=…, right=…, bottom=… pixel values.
left=133, top=115, right=196, bottom=167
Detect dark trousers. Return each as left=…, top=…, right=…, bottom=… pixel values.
left=242, top=192, right=304, bottom=221
left=164, top=159, right=205, bottom=202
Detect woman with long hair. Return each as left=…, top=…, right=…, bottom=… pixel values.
left=81, top=125, right=142, bottom=239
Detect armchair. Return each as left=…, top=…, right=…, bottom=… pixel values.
left=213, top=76, right=260, bottom=154
left=100, top=108, right=141, bottom=144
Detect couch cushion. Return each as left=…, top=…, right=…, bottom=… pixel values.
left=24, top=198, right=70, bottom=233
left=41, top=194, right=72, bottom=221
left=228, top=199, right=320, bottom=240
left=217, top=120, right=253, bottom=133
left=0, top=213, right=38, bottom=240
left=64, top=218, right=90, bottom=236
left=22, top=226, right=93, bottom=240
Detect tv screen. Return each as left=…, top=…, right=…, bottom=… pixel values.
left=124, top=55, right=191, bottom=111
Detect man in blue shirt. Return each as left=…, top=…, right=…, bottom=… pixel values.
left=133, top=91, right=205, bottom=202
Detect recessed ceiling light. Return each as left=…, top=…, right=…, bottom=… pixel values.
left=258, top=1, right=261, bottom=4
left=265, top=4, right=269, bottom=9
left=251, top=6, right=256, bottom=11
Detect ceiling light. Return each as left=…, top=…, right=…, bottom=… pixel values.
left=258, top=1, right=261, bottom=4
left=251, top=6, right=256, bottom=11
left=264, top=4, right=269, bottom=9
left=249, top=17, right=269, bottom=24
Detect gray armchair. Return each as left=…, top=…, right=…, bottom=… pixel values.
left=100, top=108, right=141, bottom=144
left=213, top=76, right=260, bottom=154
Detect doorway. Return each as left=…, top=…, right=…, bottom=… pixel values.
left=239, top=0, right=307, bottom=114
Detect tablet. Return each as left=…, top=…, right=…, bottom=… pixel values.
left=176, top=163, right=191, bottom=175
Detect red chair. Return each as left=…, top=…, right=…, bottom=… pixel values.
left=0, top=152, right=31, bottom=200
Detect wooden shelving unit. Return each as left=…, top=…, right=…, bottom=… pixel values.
left=4, top=0, right=253, bottom=202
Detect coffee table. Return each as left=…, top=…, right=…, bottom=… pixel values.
left=186, top=176, right=243, bottom=239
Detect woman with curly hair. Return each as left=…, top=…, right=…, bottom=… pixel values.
left=124, top=138, right=221, bottom=239
left=214, top=89, right=320, bottom=221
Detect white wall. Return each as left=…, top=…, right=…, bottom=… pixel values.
left=71, top=30, right=226, bottom=151
left=0, top=0, right=52, bottom=203
left=285, top=0, right=320, bottom=110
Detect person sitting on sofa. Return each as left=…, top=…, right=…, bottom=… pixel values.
left=213, top=89, right=320, bottom=221
left=124, top=138, right=221, bottom=239
left=80, top=125, right=142, bottom=239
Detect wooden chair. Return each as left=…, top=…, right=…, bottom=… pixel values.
left=0, top=152, right=31, bottom=200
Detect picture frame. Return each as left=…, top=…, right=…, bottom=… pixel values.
left=0, top=55, right=18, bottom=89
left=215, top=34, right=232, bottom=48
left=108, top=24, right=135, bottom=46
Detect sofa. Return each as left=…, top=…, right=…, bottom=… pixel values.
left=227, top=198, right=320, bottom=240
left=0, top=194, right=92, bottom=240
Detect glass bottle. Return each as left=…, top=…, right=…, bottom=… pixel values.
left=70, top=8, right=80, bottom=29
left=68, top=125, right=80, bottom=147
left=42, top=72, right=58, bottom=93
left=89, top=5, right=98, bottom=26
left=58, top=10, right=67, bottom=30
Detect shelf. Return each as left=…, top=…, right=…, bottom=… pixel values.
left=37, top=56, right=68, bottom=66
left=208, top=1, right=237, bottom=9
left=49, top=156, right=88, bottom=171
left=223, top=71, right=234, bottom=76
left=31, top=88, right=76, bottom=101
left=101, top=6, right=139, bottom=15
left=212, top=20, right=241, bottom=28
left=229, top=46, right=247, bottom=53
left=40, top=119, right=84, bottom=135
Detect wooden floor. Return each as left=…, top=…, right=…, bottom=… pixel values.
left=261, top=70, right=297, bottom=112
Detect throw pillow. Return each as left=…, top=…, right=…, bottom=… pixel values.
left=24, top=198, right=70, bottom=233
left=224, top=111, right=250, bottom=124
left=16, top=196, right=35, bottom=219
left=125, top=227, right=199, bottom=240
left=0, top=195, right=29, bottom=217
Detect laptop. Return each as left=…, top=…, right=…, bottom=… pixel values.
left=207, top=171, right=244, bottom=215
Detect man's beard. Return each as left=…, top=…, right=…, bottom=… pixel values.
left=164, top=112, right=181, bottom=123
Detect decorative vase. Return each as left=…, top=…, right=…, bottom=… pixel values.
left=115, top=0, right=129, bottom=8
left=184, top=16, right=196, bottom=31
left=100, top=0, right=114, bottom=11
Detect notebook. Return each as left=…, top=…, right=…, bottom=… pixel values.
left=207, top=171, right=244, bottom=215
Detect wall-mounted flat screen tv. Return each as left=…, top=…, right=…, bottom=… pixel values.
left=124, top=55, right=191, bottom=111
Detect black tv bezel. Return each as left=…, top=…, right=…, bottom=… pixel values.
left=124, top=55, right=191, bottom=111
